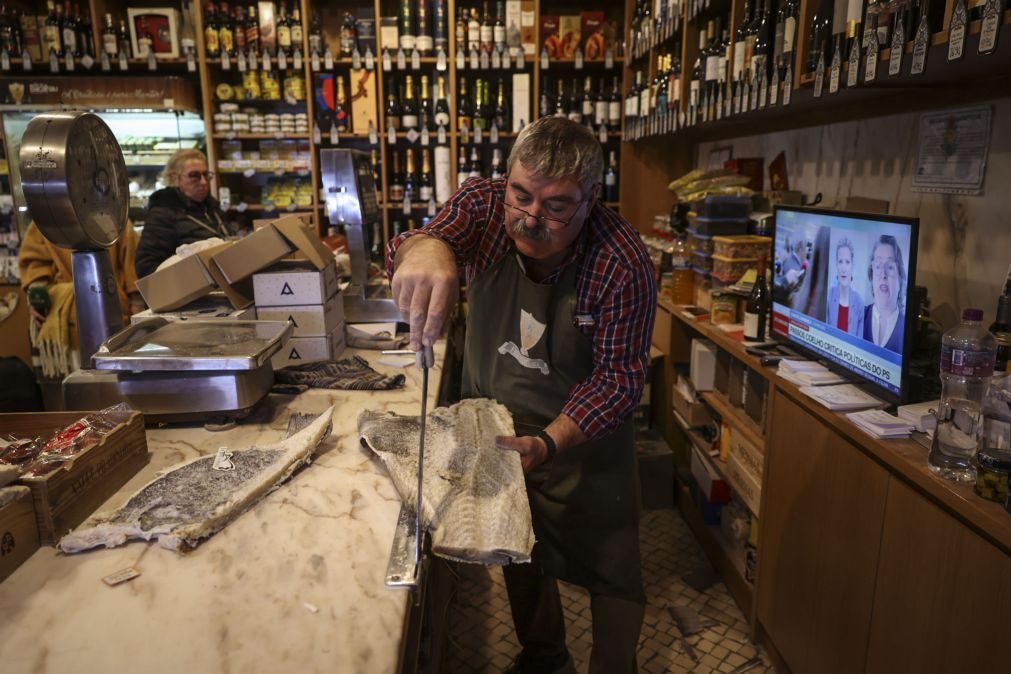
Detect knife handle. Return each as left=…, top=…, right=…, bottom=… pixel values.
left=416, top=346, right=434, bottom=369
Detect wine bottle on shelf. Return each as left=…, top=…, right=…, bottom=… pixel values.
left=556, top=79, right=567, bottom=117
left=689, top=32, right=704, bottom=122
left=752, top=1, right=772, bottom=96
left=416, top=0, right=432, bottom=53
left=473, top=79, right=489, bottom=129
left=137, top=17, right=154, bottom=58
left=419, top=149, right=434, bottom=201
left=371, top=149, right=382, bottom=189
left=246, top=3, right=259, bottom=53
left=604, top=150, right=619, bottom=202
left=457, top=151, right=469, bottom=187
left=595, top=78, right=609, bottom=130
left=494, top=79, right=509, bottom=130
left=468, top=146, right=482, bottom=178
left=400, top=0, right=415, bottom=51
left=102, top=13, right=118, bottom=56
left=390, top=151, right=405, bottom=201
left=233, top=6, right=247, bottom=53
left=334, top=76, right=350, bottom=132
left=744, top=257, right=769, bottom=341
left=433, top=0, right=448, bottom=51
left=386, top=78, right=402, bottom=130
left=480, top=1, right=494, bottom=54
left=290, top=7, right=303, bottom=48
left=705, top=19, right=721, bottom=120
left=435, top=76, right=451, bottom=127
left=467, top=7, right=481, bottom=53
left=494, top=1, right=506, bottom=53
left=844, top=0, right=863, bottom=55
left=340, top=11, right=356, bottom=56
left=745, top=0, right=761, bottom=77
left=44, top=0, right=61, bottom=57
left=402, top=75, right=419, bottom=129
left=608, top=76, right=622, bottom=132
left=568, top=79, right=583, bottom=123
left=276, top=2, right=292, bottom=55
left=456, top=6, right=467, bottom=49
left=458, top=77, right=473, bottom=130
left=308, top=10, right=323, bottom=55
left=582, top=76, right=596, bottom=127
left=117, top=18, right=130, bottom=57
left=419, top=74, right=432, bottom=128
left=490, top=148, right=504, bottom=180
left=669, top=51, right=682, bottom=122
left=778, top=0, right=799, bottom=71
left=734, top=0, right=752, bottom=86
left=218, top=1, right=234, bottom=56
left=60, top=0, right=76, bottom=57
left=808, top=0, right=835, bottom=73
left=76, top=3, right=93, bottom=58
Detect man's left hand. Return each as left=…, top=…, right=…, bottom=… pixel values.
left=496, top=435, right=549, bottom=475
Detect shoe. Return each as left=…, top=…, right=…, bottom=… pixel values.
left=503, top=655, right=576, bottom=674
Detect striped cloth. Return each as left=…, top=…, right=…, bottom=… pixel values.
left=274, top=356, right=406, bottom=391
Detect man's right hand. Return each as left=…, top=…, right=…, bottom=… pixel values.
left=391, top=235, right=459, bottom=350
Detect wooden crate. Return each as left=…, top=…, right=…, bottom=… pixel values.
left=0, top=411, right=149, bottom=545
left=0, top=486, right=40, bottom=582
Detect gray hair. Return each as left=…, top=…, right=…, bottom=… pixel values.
left=163, top=148, right=208, bottom=185
left=507, top=116, right=603, bottom=198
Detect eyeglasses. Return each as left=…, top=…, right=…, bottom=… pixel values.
left=503, top=200, right=587, bottom=230
left=184, top=170, right=214, bottom=181
left=872, top=261, right=899, bottom=276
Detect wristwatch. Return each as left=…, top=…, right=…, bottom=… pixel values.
left=536, top=429, right=557, bottom=461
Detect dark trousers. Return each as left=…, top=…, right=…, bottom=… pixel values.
left=503, top=557, right=645, bottom=674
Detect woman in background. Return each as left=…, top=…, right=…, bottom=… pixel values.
left=826, top=238, right=865, bottom=336
left=863, top=235, right=906, bottom=353
left=135, top=149, right=234, bottom=278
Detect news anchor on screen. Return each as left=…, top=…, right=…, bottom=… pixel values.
left=826, top=238, right=865, bottom=337
left=863, top=235, right=906, bottom=353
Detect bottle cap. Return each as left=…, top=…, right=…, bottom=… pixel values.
left=963, top=308, right=983, bottom=321
left=976, top=448, right=1011, bottom=473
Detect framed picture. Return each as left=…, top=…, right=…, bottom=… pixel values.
left=707, top=145, right=733, bottom=171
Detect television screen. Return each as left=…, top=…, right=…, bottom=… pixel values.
left=771, top=206, right=919, bottom=402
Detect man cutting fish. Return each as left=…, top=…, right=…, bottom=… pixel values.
left=388, top=116, right=657, bottom=674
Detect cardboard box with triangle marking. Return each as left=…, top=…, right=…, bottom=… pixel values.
left=257, top=293, right=344, bottom=337
left=271, top=325, right=347, bottom=369
left=252, top=260, right=340, bottom=307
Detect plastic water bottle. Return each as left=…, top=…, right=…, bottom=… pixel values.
left=928, top=308, right=997, bottom=482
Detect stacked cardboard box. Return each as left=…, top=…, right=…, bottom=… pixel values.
left=255, top=261, right=346, bottom=369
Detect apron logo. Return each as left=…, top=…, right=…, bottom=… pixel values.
left=498, top=309, right=550, bottom=375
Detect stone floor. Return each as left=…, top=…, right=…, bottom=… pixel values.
left=444, top=508, right=777, bottom=674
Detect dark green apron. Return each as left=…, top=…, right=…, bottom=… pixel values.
left=461, top=252, right=643, bottom=600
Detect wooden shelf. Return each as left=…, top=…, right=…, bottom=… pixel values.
left=212, top=133, right=311, bottom=140
left=701, top=390, right=766, bottom=454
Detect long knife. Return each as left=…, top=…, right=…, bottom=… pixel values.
left=415, top=345, right=434, bottom=569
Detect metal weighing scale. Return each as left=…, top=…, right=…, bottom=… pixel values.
left=320, top=148, right=402, bottom=323
left=19, top=111, right=291, bottom=420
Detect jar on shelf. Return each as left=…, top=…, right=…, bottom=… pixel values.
left=974, top=447, right=1011, bottom=505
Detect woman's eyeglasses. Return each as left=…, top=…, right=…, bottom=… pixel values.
left=184, top=170, right=214, bottom=181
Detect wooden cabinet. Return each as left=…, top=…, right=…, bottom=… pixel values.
left=758, top=393, right=890, bottom=674
left=865, top=479, right=1011, bottom=674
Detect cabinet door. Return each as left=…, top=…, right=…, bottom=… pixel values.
left=757, top=394, right=890, bottom=674
left=865, top=478, right=1011, bottom=674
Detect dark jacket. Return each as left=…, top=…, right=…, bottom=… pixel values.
left=863, top=304, right=905, bottom=354
left=135, top=187, right=233, bottom=278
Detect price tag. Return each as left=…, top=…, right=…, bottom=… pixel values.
left=324, top=48, right=334, bottom=69
left=50, top=50, right=59, bottom=73
left=313, top=125, right=321, bottom=144
left=864, top=30, right=879, bottom=82
left=265, top=203, right=277, bottom=212
left=368, top=122, right=378, bottom=144
left=574, top=48, right=583, bottom=70
left=118, top=49, right=128, bottom=71
left=352, top=48, right=361, bottom=69
left=262, top=51, right=271, bottom=70
left=480, top=50, right=489, bottom=69
left=428, top=198, right=437, bottom=216
left=474, top=124, right=483, bottom=144
left=978, top=0, right=1001, bottom=55
left=100, top=51, right=110, bottom=71
left=0, top=50, right=8, bottom=71
left=147, top=50, right=157, bottom=71
left=829, top=47, right=841, bottom=94
left=237, top=50, right=246, bottom=71
left=490, top=124, right=499, bottom=144
left=186, top=49, right=196, bottom=72
left=598, top=124, right=607, bottom=143
left=783, top=63, right=793, bottom=106
left=388, top=125, right=397, bottom=144
left=278, top=50, right=288, bottom=70
left=460, top=124, right=470, bottom=144
left=420, top=126, right=430, bottom=145
left=540, top=48, right=548, bottom=69
left=236, top=202, right=248, bottom=213
left=605, top=48, right=614, bottom=69
left=383, top=49, right=392, bottom=71
left=948, top=0, right=967, bottom=61
left=470, top=49, right=479, bottom=70
left=411, top=49, right=421, bottom=69
left=438, top=124, right=447, bottom=144
left=759, top=71, right=769, bottom=107
left=286, top=202, right=298, bottom=212
left=365, top=47, right=375, bottom=70
left=330, top=126, right=339, bottom=145
left=847, top=37, right=861, bottom=87
left=502, top=50, right=511, bottom=69
left=813, top=51, right=827, bottom=98
left=406, top=128, right=420, bottom=143
left=62, top=50, right=73, bottom=71
left=456, top=48, right=465, bottom=70
left=910, top=15, right=930, bottom=75
left=491, top=49, right=501, bottom=69
left=436, top=48, right=447, bottom=71
left=769, top=69, right=779, bottom=106
left=403, top=196, right=411, bottom=214
left=750, top=71, right=760, bottom=109
left=248, top=47, right=258, bottom=69
left=226, top=131, right=237, bottom=140
left=222, top=50, right=231, bottom=70
left=516, top=50, right=525, bottom=69
left=732, top=82, right=741, bottom=114
left=81, top=53, right=94, bottom=69
left=243, top=168, right=257, bottom=178
left=716, top=89, right=724, bottom=119
left=311, top=51, right=320, bottom=71
left=273, top=167, right=286, bottom=177
left=888, top=22, right=905, bottom=76
left=397, top=49, right=406, bottom=69
left=293, top=48, right=302, bottom=70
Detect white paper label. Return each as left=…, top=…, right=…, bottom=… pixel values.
left=847, top=38, right=861, bottom=87
left=865, top=30, right=879, bottom=83
left=397, top=49, right=406, bottom=69
left=814, top=52, right=825, bottom=98
left=911, top=16, right=929, bottom=75
left=222, top=50, right=231, bottom=70
left=978, top=0, right=1001, bottom=54
left=948, top=0, right=967, bottom=62
left=829, top=48, right=841, bottom=94
left=411, top=49, right=421, bottom=69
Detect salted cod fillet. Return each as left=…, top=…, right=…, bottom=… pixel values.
left=358, top=398, right=534, bottom=565
left=58, top=407, right=335, bottom=553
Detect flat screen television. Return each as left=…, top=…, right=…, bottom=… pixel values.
left=770, top=205, right=920, bottom=404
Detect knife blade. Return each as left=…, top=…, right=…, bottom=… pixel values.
left=415, top=346, right=434, bottom=569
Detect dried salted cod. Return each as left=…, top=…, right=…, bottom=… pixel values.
left=358, top=398, right=534, bottom=565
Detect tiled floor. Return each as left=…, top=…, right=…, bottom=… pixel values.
left=444, top=508, right=777, bottom=674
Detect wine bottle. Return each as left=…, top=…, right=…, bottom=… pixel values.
left=604, top=150, right=619, bottom=202
left=455, top=6, right=467, bottom=49
left=608, top=76, right=622, bottom=132
left=568, top=79, right=583, bottom=123
left=752, top=1, right=772, bottom=86
left=276, top=2, right=292, bottom=55
left=233, top=6, right=247, bottom=53
left=290, top=7, right=303, bottom=47
left=60, top=0, right=76, bottom=56
left=468, top=146, right=482, bottom=178
left=734, top=0, right=752, bottom=83
left=744, top=0, right=761, bottom=76
left=419, top=149, right=434, bottom=201
left=581, top=76, right=596, bottom=126
left=416, top=0, right=432, bottom=53
left=44, top=0, right=61, bottom=56
left=334, top=76, right=350, bottom=132
left=480, top=1, right=494, bottom=53
left=245, top=3, right=259, bottom=53
left=76, top=3, right=92, bottom=57
left=386, top=78, right=402, bottom=130
left=340, top=11, right=356, bottom=56
left=595, top=78, right=609, bottom=128
left=494, top=1, right=507, bottom=53
left=308, top=10, right=323, bottom=55
left=433, top=0, right=448, bottom=51
left=102, top=13, right=118, bottom=56
left=419, top=74, right=432, bottom=128
left=744, top=257, right=769, bottom=341
left=494, top=78, right=509, bottom=129
left=435, top=75, right=451, bottom=127
left=404, top=148, right=418, bottom=201
left=490, top=148, right=504, bottom=180
left=399, top=0, right=415, bottom=51
left=556, top=78, right=567, bottom=116
left=137, top=16, right=153, bottom=58
left=457, top=77, right=473, bottom=129
left=218, top=1, right=234, bottom=55
left=117, top=18, right=130, bottom=57
left=457, top=150, right=469, bottom=187
left=467, top=8, right=480, bottom=52
left=474, top=79, right=490, bottom=129
left=402, top=76, right=419, bottom=129
left=808, top=0, right=835, bottom=73
left=390, top=151, right=405, bottom=201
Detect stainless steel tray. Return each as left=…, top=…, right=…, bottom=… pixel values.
left=92, top=318, right=293, bottom=371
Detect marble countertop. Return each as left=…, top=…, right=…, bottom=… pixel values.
left=0, top=344, right=444, bottom=674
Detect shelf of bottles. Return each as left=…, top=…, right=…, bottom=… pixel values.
left=622, top=0, right=1011, bottom=142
